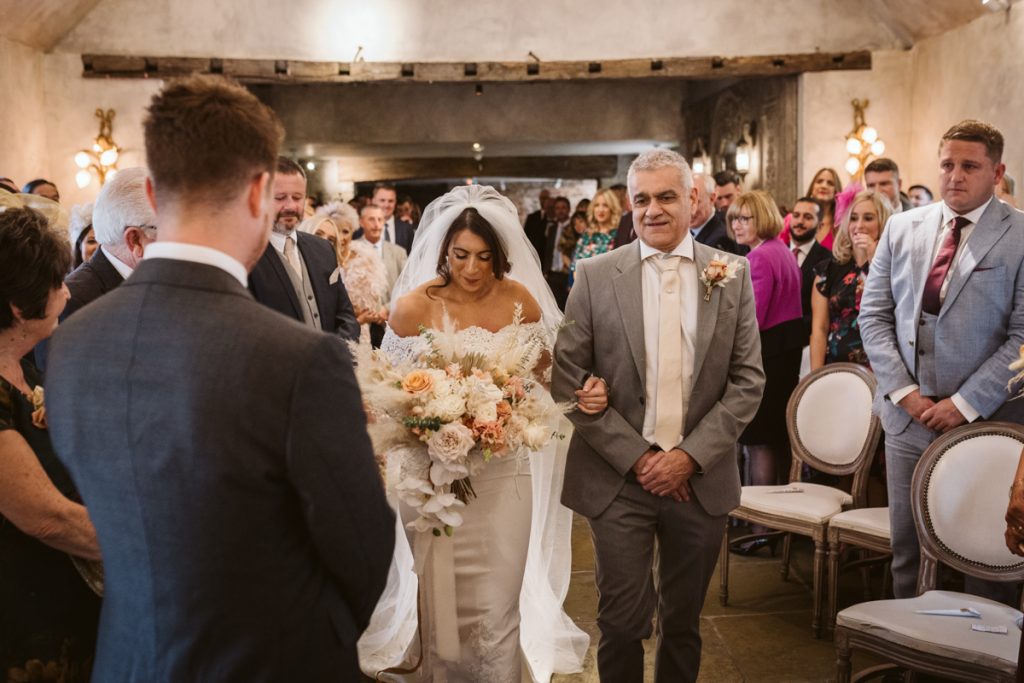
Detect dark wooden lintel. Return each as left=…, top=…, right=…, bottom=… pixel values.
left=81, top=51, right=871, bottom=83
left=340, top=155, right=620, bottom=182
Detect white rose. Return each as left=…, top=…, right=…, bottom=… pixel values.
left=424, top=394, right=467, bottom=422
left=426, top=422, right=476, bottom=465
left=522, top=422, right=552, bottom=450
left=471, top=400, right=499, bottom=424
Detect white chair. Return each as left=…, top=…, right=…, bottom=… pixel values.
left=720, top=363, right=882, bottom=638
left=835, top=422, right=1024, bottom=682
left=826, top=506, right=891, bottom=636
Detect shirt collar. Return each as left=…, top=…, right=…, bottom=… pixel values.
left=941, top=196, right=994, bottom=227
left=639, top=231, right=694, bottom=262
left=143, top=242, right=248, bottom=287
left=793, top=239, right=814, bottom=256
left=101, top=245, right=135, bottom=280
left=268, top=229, right=296, bottom=253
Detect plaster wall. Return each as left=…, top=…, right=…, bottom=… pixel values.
left=799, top=50, right=913, bottom=197
left=903, top=7, right=1024, bottom=194
left=0, top=36, right=49, bottom=188
left=59, top=0, right=907, bottom=62
left=41, top=54, right=162, bottom=207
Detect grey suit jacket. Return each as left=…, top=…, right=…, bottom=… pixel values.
left=46, top=258, right=395, bottom=682
left=358, top=237, right=407, bottom=303
left=860, top=199, right=1024, bottom=434
left=552, top=240, right=765, bottom=518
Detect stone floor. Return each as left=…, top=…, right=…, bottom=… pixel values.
left=553, top=515, right=888, bottom=683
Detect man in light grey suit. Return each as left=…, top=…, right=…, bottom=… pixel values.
left=860, top=120, right=1024, bottom=601
left=553, top=149, right=765, bottom=683
left=358, top=203, right=407, bottom=347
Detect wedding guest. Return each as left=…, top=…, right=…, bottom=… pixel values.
left=356, top=203, right=407, bottom=347
left=865, top=158, right=912, bottom=212
left=396, top=194, right=420, bottom=227
left=690, top=173, right=740, bottom=254
left=611, top=183, right=635, bottom=248
left=810, top=191, right=891, bottom=370
left=729, top=191, right=803, bottom=554
left=997, top=172, right=1018, bottom=208
left=908, top=184, right=934, bottom=208
left=370, top=183, right=414, bottom=253
left=574, top=197, right=590, bottom=215
left=45, top=73, right=394, bottom=682
left=301, top=212, right=342, bottom=260
left=0, top=206, right=101, bottom=682
left=556, top=210, right=587, bottom=272
left=249, top=157, right=360, bottom=341
left=69, top=205, right=98, bottom=269
left=524, top=187, right=553, bottom=261
left=860, top=120, right=1024, bottom=604
left=542, top=196, right=573, bottom=309
left=22, top=178, right=60, bottom=203
left=569, top=188, right=620, bottom=286
left=781, top=167, right=842, bottom=249
left=788, top=197, right=832, bottom=344
left=713, top=170, right=743, bottom=214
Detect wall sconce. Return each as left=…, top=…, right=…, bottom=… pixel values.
left=734, top=123, right=755, bottom=176
left=691, top=138, right=711, bottom=175
left=844, top=99, right=886, bottom=179
left=75, top=108, right=120, bottom=189
left=471, top=141, right=485, bottom=162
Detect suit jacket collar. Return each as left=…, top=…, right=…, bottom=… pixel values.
left=87, top=247, right=127, bottom=290
left=127, top=257, right=253, bottom=299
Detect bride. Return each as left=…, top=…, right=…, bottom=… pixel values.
left=358, top=185, right=605, bottom=682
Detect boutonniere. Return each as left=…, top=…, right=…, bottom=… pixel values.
left=699, top=253, right=742, bottom=302
left=30, top=386, right=47, bottom=430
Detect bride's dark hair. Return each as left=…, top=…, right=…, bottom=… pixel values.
left=428, top=207, right=512, bottom=297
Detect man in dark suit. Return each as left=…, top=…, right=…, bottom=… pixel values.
left=524, top=187, right=552, bottom=260
left=371, top=182, right=414, bottom=253
left=46, top=74, right=394, bottom=682
left=542, top=196, right=573, bottom=309
left=249, top=157, right=360, bottom=341
left=36, top=167, right=158, bottom=370
left=611, top=183, right=635, bottom=249
left=865, top=157, right=914, bottom=213
left=690, top=173, right=740, bottom=255
left=788, top=196, right=832, bottom=342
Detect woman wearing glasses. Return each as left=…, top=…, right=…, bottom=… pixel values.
left=727, top=191, right=804, bottom=555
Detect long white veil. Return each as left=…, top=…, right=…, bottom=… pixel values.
left=358, top=185, right=588, bottom=681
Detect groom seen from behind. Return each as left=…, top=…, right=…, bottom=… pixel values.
left=45, top=74, right=394, bottom=682
left=553, top=149, right=765, bottom=683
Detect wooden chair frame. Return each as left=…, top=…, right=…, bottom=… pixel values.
left=835, top=422, right=1024, bottom=683
left=720, top=363, right=882, bottom=638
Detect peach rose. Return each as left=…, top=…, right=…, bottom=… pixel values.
left=401, top=370, right=435, bottom=395
left=704, top=260, right=729, bottom=282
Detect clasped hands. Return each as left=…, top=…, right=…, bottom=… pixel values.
left=633, top=448, right=696, bottom=503
left=898, top=390, right=966, bottom=433
left=1006, top=483, right=1024, bottom=556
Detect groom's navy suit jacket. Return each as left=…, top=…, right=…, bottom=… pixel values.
left=46, top=257, right=394, bottom=682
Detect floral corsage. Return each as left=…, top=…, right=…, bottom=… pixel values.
left=699, top=253, right=742, bottom=301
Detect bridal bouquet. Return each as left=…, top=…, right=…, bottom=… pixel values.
left=350, top=307, right=570, bottom=535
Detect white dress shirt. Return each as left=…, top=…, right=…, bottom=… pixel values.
left=639, top=234, right=698, bottom=447
left=101, top=246, right=135, bottom=280
left=142, top=242, right=248, bottom=287
left=383, top=216, right=396, bottom=244
left=791, top=238, right=814, bottom=268
left=888, top=196, right=994, bottom=422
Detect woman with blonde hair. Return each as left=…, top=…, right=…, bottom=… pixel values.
left=809, top=190, right=891, bottom=369
left=300, top=206, right=388, bottom=340
left=568, top=188, right=621, bottom=286
left=728, top=190, right=804, bottom=554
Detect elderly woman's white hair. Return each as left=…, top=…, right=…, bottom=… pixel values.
left=92, top=167, right=156, bottom=247
left=316, top=201, right=359, bottom=233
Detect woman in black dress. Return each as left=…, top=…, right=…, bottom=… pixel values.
left=0, top=206, right=102, bottom=681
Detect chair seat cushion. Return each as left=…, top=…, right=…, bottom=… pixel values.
left=738, top=483, right=853, bottom=524
left=829, top=507, right=891, bottom=540
left=836, top=590, right=1022, bottom=673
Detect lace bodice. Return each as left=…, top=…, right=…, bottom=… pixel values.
left=381, top=322, right=549, bottom=365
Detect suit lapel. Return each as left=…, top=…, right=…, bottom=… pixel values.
left=910, top=204, right=944, bottom=307
left=941, top=199, right=1011, bottom=315
left=611, top=242, right=646, bottom=383
left=261, top=245, right=303, bottom=318
left=691, top=244, right=723, bottom=384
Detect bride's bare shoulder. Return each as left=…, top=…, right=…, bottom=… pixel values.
left=390, top=280, right=443, bottom=337
left=501, top=279, right=542, bottom=324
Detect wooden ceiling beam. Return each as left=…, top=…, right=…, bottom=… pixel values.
left=81, top=51, right=870, bottom=83
left=338, top=155, right=620, bottom=182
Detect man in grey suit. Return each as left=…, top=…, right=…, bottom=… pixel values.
left=358, top=203, right=407, bottom=347
left=553, top=148, right=765, bottom=682
left=860, top=120, right=1024, bottom=601
left=45, top=74, right=395, bottom=681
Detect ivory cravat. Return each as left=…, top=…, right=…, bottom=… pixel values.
left=654, top=255, right=684, bottom=451
left=283, top=234, right=303, bottom=282
left=921, top=216, right=969, bottom=315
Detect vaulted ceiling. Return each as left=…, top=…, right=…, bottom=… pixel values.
left=0, top=0, right=1002, bottom=56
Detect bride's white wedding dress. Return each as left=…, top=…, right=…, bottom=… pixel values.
left=358, top=323, right=586, bottom=683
